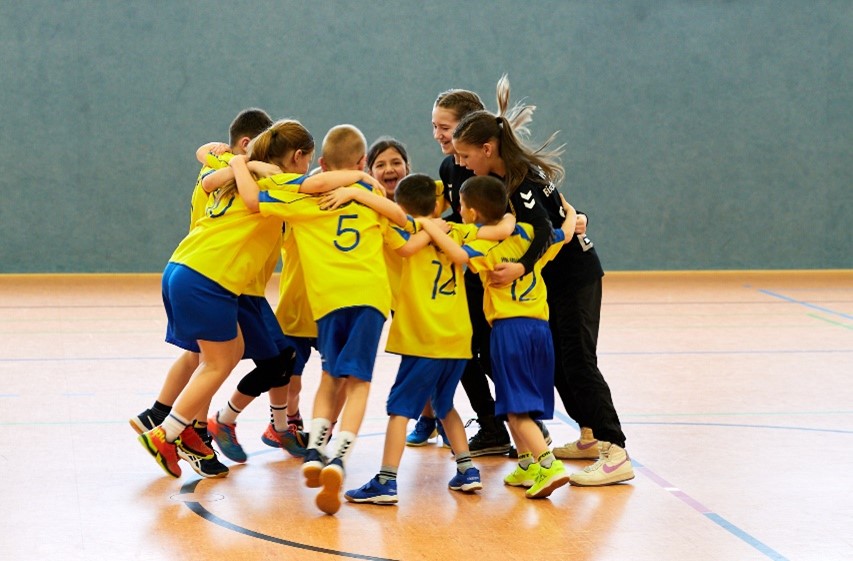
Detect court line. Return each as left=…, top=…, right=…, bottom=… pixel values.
left=553, top=411, right=794, bottom=561
left=178, top=479, right=399, bottom=561
left=757, top=289, right=853, bottom=320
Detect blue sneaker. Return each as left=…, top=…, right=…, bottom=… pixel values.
left=345, top=476, right=398, bottom=505
left=302, top=448, right=325, bottom=488
left=207, top=413, right=247, bottom=463
left=448, top=467, right=483, bottom=492
left=406, top=416, right=437, bottom=447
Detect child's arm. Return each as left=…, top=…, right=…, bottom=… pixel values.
left=301, top=171, right=385, bottom=195
left=476, top=213, right=516, bottom=241
left=559, top=194, right=577, bottom=239
left=418, top=218, right=469, bottom=266
left=229, top=155, right=261, bottom=211
left=195, top=142, right=230, bottom=165
left=201, top=161, right=281, bottom=193
left=395, top=229, right=433, bottom=257
left=319, top=187, right=408, bottom=227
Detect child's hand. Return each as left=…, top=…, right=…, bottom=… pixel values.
left=229, top=154, right=248, bottom=167
left=575, top=214, right=587, bottom=235
left=488, top=262, right=525, bottom=287
left=319, top=187, right=359, bottom=210
left=429, top=217, right=451, bottom=233
left=208, top=142, right=230, bottom=157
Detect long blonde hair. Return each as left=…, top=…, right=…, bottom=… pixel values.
left=452, top=75, right=563, bottom=195
left=214, top=119, right=314, bottom=205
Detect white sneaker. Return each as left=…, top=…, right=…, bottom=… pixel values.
left=569, top=442, right=635, bottom=486
left=553, top=427, right=599, bottom=459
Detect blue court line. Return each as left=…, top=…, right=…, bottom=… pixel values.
left=552, top=411, right=794, bottom=561
left=178, top=479, right=399, bottom=561
left=758, top=289, right=853, bottom=320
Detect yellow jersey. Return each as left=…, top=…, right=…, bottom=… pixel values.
left=385, top=223, right=477, bottom=359
left=190, top=151, right=233, bottom=230
left=169, top=172, right=304, bottom=295
left=275, top=224, right=318, bottom=337
left=463, top=224, right=566, bottom=324
left=258, top=181, right=392, bottom=320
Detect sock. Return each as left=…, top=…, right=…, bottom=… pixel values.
left=218, top=401, right=241, bottom=425
left=518, top=452, right=534, bottom=470
left=287, top=410, right=302, bottom=423
left=162, top=412, right=190, bottom=442
left=192, top=419, right=208, bottom=438
left=270, top=403, right=288, bottom=432
left=150, top=401, right=171, bottom=425
left=308, top=418, right=332, bottom=452
left=378, top=465, right=398, bottom=484
left=455, top=452, right=474, bottom=473
left=332, top=430, right=357, bottom=463
left=537, top=450, right=555, bottom=469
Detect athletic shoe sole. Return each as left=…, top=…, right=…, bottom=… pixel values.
left=316, top=465, right=344, bottom=515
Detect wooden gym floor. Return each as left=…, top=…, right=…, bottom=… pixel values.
left=0, top=271, right=850, bottom=561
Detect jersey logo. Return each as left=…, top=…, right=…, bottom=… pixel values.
left=520, top=190, right=536, bottom=209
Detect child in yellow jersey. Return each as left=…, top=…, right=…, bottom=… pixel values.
left=231, top=124, right=408, bottom=515
left=131, top=108, right=275, bottom=479
left=343, top=173, right=514, bottom=505
left=138, top=119, right=377, bottom=480
left=418, top=175, right=578, bottom=501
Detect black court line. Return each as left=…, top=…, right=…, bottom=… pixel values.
left=178, top=479, right=399, bottom=561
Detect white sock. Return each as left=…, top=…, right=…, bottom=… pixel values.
left=270, top=403, right=288, bottom=432
left=309, top=418, right=332, bottom=453
left=333, top=431, right=357, bottom=463
left=162, top=412, right=190, bottom=442
left=218, top=401, right=241, bottom=425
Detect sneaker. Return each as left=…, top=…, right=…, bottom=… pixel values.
left=302, top=448, right=325, bottom=488
left=554, top=427, right=599, bottom=460
left=129, top=409, right=157, bottom=435
left=176, top=425, right=214, bottom=459
left=405, top=415, right=437, bottom=447
left=448, top=467, right=482, bottom=492
left=436, top=421, right=452, bottom=449
left=526, top=460, right=570, bottom=499
left=177, top=448, right=230, bottom=478
left=261, top=423, right=284, bottom=448
left=345, top=476, right=398, bottom=505
left=316, top=458, right=344, bottom=515
left=569, top=442, right=635, bottom=487
left=503, top=463, right=541, bottom=488
left=287, top=416, right=304, bottom=431
left=207, top=413, right=247, bottom=463
left=466, top=417, right=511, bottom=457
left=138, top=426, right=181, bottom=478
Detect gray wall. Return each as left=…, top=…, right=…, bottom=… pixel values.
left=2, top=1, right=850, bottom=273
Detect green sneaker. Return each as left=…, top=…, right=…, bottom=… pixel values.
left=525, top=460, right=570, bottom=499
left=503, top=463, right=541, bottom=488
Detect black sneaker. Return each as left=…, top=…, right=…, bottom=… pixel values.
left=466, top=417, right=511, bottom=457
left=129, top=409, right=157, bottom=435
left=177, top=432, right=229, bottom=478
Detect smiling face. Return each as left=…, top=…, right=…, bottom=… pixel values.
left=369, top=146, right=409, bottom=199
left=432, top=106, right=460, bottom=155
left=451, top=139, right=496, bottom=177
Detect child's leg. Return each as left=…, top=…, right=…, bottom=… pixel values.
left=438, top=408, right=468, bottom=454
left=440, top=408, right=483, bottom=492
left=268, top=384, right=289, bottom=431
left=131, top=350, right=198, bottom=433
left=380, top=414, right=409, bottom=469
left=286, top=375, right=303, bottom=427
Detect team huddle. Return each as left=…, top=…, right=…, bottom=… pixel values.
left=132, top=75, right=635, bottom=516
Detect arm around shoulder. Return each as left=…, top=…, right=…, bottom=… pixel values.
left=418, top=218, right=469, bottom=266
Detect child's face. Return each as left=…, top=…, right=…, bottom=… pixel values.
left=452, top=140, right=492, bottom=177
left=370, top=147, right=409, bottom=199
left=432, top=106, right=459, bottom=155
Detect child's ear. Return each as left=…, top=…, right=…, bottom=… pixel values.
left=238, top=136, right=252, bottom=152
left=318, top=157, right=329, bottom=172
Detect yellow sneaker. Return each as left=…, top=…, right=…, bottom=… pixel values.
left=569, top=442, right=635, bottom=486
left=503, top=463, right=541, bottom=488
left=525, top=460, right=570, bottom=499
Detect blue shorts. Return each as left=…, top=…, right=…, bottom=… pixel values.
left=386, top=356, right=466, bottom=419
left=162, top=262, right=238, bottom=351
left=283, top=335, right=317, bottom=375
left=490, top=317, right=555, bottom=420
left=316, top=307, right=385, bottom=381
left=238, top=295, right=290, bottom=361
